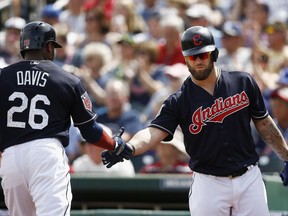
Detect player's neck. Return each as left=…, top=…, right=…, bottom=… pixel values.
left=192, top=66, right=219, bottom=95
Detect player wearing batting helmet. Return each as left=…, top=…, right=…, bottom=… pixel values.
left=0, top=21, right=131, bottom=215
left=102, top=26, right=288, bottom=215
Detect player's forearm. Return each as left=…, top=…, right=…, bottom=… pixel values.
left=254, top=115, right=288, bottom=161
left=128, top=127, right=167, bottom=156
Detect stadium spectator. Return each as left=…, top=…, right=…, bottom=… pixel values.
left=264, top=20, right=288, bottom=74
left=72, top=125, right=135, bottom=176
left=53, top=22, right=75, bottom=67
left=241, top=0, right=270, bottom=48
left=166, top=0, right=191, bottom=29
left=102, top=34, right=139, bottom=82
left=76, top=42, right=114, bottom=110
left=129, top=39, right=168, bottom=112
left=59, top=0, right=86, bottom=35
left=217, top=20, right=253, bottom=73
left=141, top=63, right=190, bottom=125
left=144, top=10, right=163, bottom=42
left=277, top=67, right=288, bottom=87
left=0, top=17, right=26, bottom=65
left=40, top=4, right=61, bottom=26
left=155, top=14, right=186, bottom=65
left=185, top=3, right=223, bottom=48
left=112, top=0, right=147, bottom=34
left=96, top=79, right=144, bottom=142
left=138, top=0, right=161, bottom=23
left=71, top=2, right=111, bottom=67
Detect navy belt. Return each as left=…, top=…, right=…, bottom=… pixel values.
left=216, top=162, right=258, bottom=179
left=227, top=163, right=257, bottom=179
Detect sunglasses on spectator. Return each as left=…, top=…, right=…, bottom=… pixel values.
left=187, top=52, right=211, bottom=61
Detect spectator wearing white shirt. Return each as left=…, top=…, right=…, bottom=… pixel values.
left=72, top=124, right=135, bottom=176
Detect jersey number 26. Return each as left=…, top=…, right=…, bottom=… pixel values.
left=7, top=92, right=50, bottom=130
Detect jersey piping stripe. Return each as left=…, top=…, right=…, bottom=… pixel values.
left=74, top=114, right=97, bottom=126
left=250, top=111, right=268, bottom=119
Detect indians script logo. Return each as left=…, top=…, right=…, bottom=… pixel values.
left=189, top=91, right=249, bottom=134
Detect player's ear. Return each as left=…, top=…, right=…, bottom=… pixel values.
left=46, top=42, right=54, bottom=53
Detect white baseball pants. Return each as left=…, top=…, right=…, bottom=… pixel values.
left=0, top=138, right=72, bottom=216
left=189, top=165, right=270, bottom=216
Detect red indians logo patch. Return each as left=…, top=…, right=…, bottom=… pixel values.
left=81, top=92, right=92, bottom=111
left=189, top=91, right=249, bottom=134
left=23, top=39, right=30, bottom=48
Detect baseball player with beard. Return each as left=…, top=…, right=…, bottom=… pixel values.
left=102, top=26, right=288, bottom=216
left=0, top=21, right=127, bottom=216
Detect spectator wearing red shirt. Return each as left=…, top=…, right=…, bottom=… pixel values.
left=156, top=13, right=186, bottom=65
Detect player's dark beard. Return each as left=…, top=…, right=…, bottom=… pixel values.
left=188, top=59, right=214, bottom=81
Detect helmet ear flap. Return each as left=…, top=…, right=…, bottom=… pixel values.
left=212, top=48, right=219, bottom=62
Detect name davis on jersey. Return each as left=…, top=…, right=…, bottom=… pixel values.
left=16, top=70, right=49, bottom=87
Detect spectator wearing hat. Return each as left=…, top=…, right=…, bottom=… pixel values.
left=0, top=17, right=26, bottom=66
left=138, top=0, right=162, bottom=23
left=166, top=0, right=191, bottom=29
left=185, top=3, right=223, bottom=48
left=264, top=21, right=288, bottom=74
left=141, top=63, right=190, bottom=125
left=217, top=21, right=253, bottom=73
left=139, top=128, right=191, bottom=174
left=40, top=4, right=61, bottom=26
left=101, top=34, right=139, bottom=83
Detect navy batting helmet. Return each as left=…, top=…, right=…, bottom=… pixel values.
left=20, top=21, right=62, bottom=57
left=181, top=26, right=218, bottom=61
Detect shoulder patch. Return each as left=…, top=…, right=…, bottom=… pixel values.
left=81, top=92, right=92, bottom=112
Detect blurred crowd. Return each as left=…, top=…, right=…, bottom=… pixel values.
left=0, top=0, right=288, bottom=176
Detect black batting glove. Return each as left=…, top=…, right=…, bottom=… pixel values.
left=101, top=150, right=124, bottom=168
left=102, top=127, right=135, bottom=168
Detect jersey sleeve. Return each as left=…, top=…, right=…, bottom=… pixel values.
left=149, top=93, right=181, bottom=141
left=247, top=75, right=268, bottom=119
left=70, top=81, right=97, bottom=125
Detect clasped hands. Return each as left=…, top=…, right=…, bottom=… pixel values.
left=101, top=127, right=135, bottom=168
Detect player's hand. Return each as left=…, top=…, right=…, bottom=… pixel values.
left=101, top=150, right=124, bottom=168
left=102, top=127, right=135, bottom=168
left=280, top=161, right=288, bottom=186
